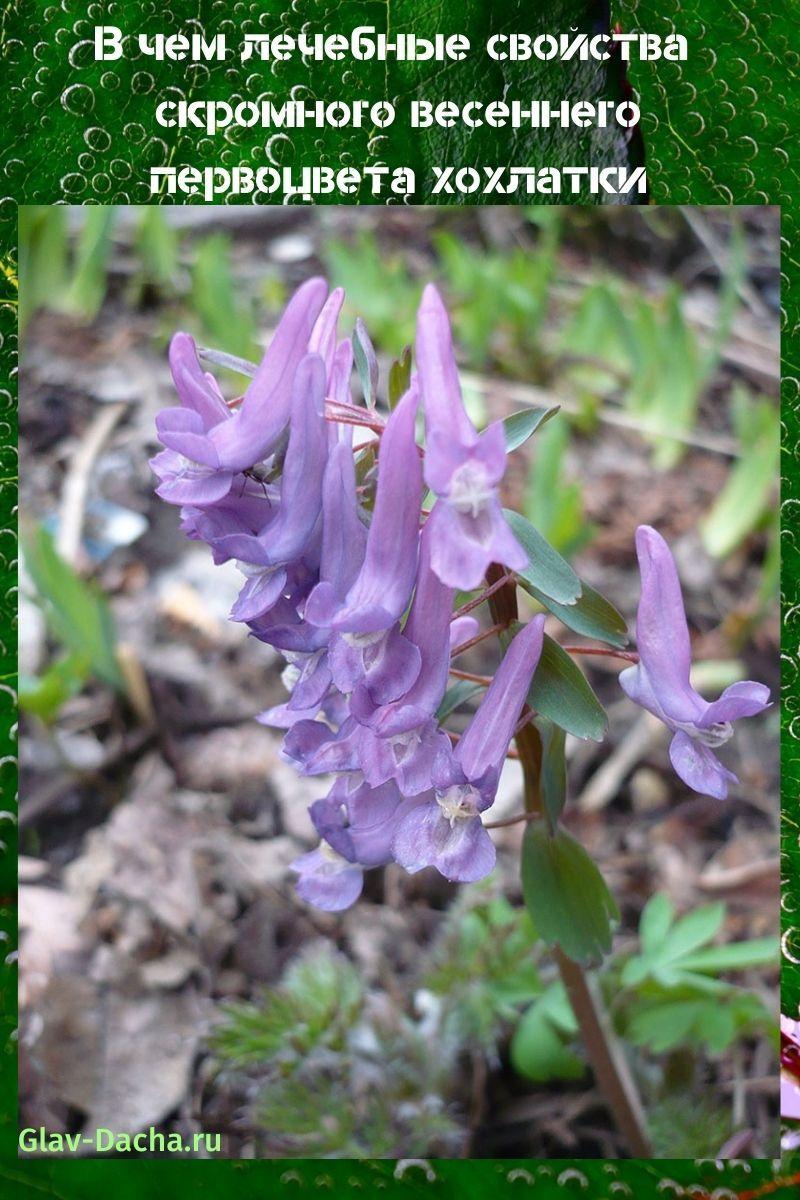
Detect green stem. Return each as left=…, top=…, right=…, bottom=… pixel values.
left=486, top=564, right=652, bottom=1159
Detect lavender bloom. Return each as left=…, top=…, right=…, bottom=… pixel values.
left=293, top=777, right=424, bottom=912
left=257, top=435, right=368, bottom=720
left=415, top=284, right=527, bottom=589
left=619, top=526, right=770, bottom=799
left=350, top=518, right=455, bottom=734
left=306, top=382, right=423, bottom=634
left=392, top=614, right=546, bottom=882
left=283, top=713, right=449, bottom=798
left=306, top=383, right=424, bottom=707
left=215, top=353, right=329, bottom=623
left=290, top=845, right=364, bottom=912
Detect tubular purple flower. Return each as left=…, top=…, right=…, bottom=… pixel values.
left=415, top=283, right=527, bottom=588
left=156, top=278, right=328, bottom=484
left=206, top=276, right=329, bottom=470
left=290, top=845, right=364, bottom=912
left=217, top=353, right=328, bottom=623
left=392, top=613, right=546, bottom=883
left=310, top=777, right=420, bottom=871
left=350, top=518, right=455, bottom=734
left=308, top=286, right=345, bottom=375
left=619, top=525, right=771, bottom=799
left=305, top=382, right=423, bottom=634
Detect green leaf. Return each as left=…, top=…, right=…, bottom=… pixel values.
left=527, top=634, right=607, bottom=742
left=511, top=982, right=584, bottom=1083
left=621, top=896, right=772, bottom=991
left=22, top=521, right=124, bottom=692
left=191, top=233, right=258, bottom=361
left=352, top=317, right=378, bottom=409
left=502, top=405, right=560, bottom=452
left=678, top=937, right=778, bottom=974
left=657, top=902, right=726, bottom=963
left=133, top=207, right=180, bottom=293
left=436, top=679, right=483, bottom=722
left=639, top=893, right=675, bottom=955
left=523, top=417, right=594, bottom=558
left=387, top=345, right=412, bottom=409
left=504, top=509, right=582, bottom=605
left=64, top=206, right=116, bottom=321
left=19, top=652, right=89, bottom=722
left=521, top=819, right=619, bottom=965
left=701, top=392, right=779, bottom=558
left=525, top=579, right=629, bottom=648
left=628, top=999, right=712, bottom=1054
left=536, top=717, right=567, bottom=833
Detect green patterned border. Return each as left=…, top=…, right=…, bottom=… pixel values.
left=2, top=0, right=798, bottom=1192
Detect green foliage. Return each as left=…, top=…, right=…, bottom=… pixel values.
left=525, top=633, right=607, bottom=742
left=213, top=943, right=460, bottom=1157
left=536, top=718, right=568, bottom=833
left=435, top=679, right=484, bottom=721
left=352, top=318, right=378, bottom=408
left=21, top=522, right=124, bottom=696
left=18, top=206, right=68, bottom=333
left=502, top=404, right=560, bottom=451
left=322, top=232, right=418, bottom=350
left=433, top=217, right=560, bottom=371
left=388, top=344, right=413, bottom=409
left=701, top=386, right=780, bottom=559
left=131, top=207, right=181, bottom=298
left=63, top=207, right=117, bottom=322
left=190, top=233, right=259, bottom=363
left=523, top=417, right=595, bottom=557
left=19, top=652, right=87, bottom=724
left=19, top=205, right=116, bottom=329
left=532, top=580, right=629, bottom=649
left=214, top=943, right=362, bottom=1066
left=621, top=894, right=776, bottom=990
left=510, top=981, right=583, bottom=1083
left=614, top=894, right=776, bottom=1057
left=422, top=892, right=540, bottom=1055
left=504, top=510, right=581, bottom=606
left=521, top=818, right=619, bottom=965
left=646, top=1093, right=734, bottom=1161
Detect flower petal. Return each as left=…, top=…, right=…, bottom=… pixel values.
left=668, top=729, right=738, bottom=799
left=291, top=848, right=363, bottom=912
left=633, top=526, right=706, bottom=724
left=455, top=614, right=546, bottom=788
left=698, top=680, right=771, bottom=727
left=392, top=800, right=496, bottom=883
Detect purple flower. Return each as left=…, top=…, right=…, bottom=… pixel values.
left=392, top=613, right=546, bottom=882
left=290, top=845, right=364, bottom=912
left=305, top=383, right=424, bottom=706
left=152, top=277, right=329, bottom=497
left=415, top=284, right=527, bottom=589
left=310, top=776, right=420, bottom=870
left=619, top=525, right=770, bottom=799
left=306, top=382, right=423, bottom=635
left=283, top=713, right=448, bottom=797
left=215, top=353, right=329, bottom=623
left=350, top=517, right=455, bottom=734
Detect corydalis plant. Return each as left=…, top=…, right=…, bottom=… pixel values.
left=151, top=277, right=768, bottom=910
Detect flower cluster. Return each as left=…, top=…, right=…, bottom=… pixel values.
left=151, top=279, right=540, bottom=910
left=152, top=277, right=770, bottom=911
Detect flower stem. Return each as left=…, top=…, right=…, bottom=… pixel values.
left=561, top=645, right=639, bottom=664
left=454, top=571, right=518, bottom=619
left=486, top=564, right=652, bottom=1159
left=450, top=622, right=507, bottom=659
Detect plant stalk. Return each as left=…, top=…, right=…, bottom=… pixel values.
left=485, top=564, right=652, bottom=1159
